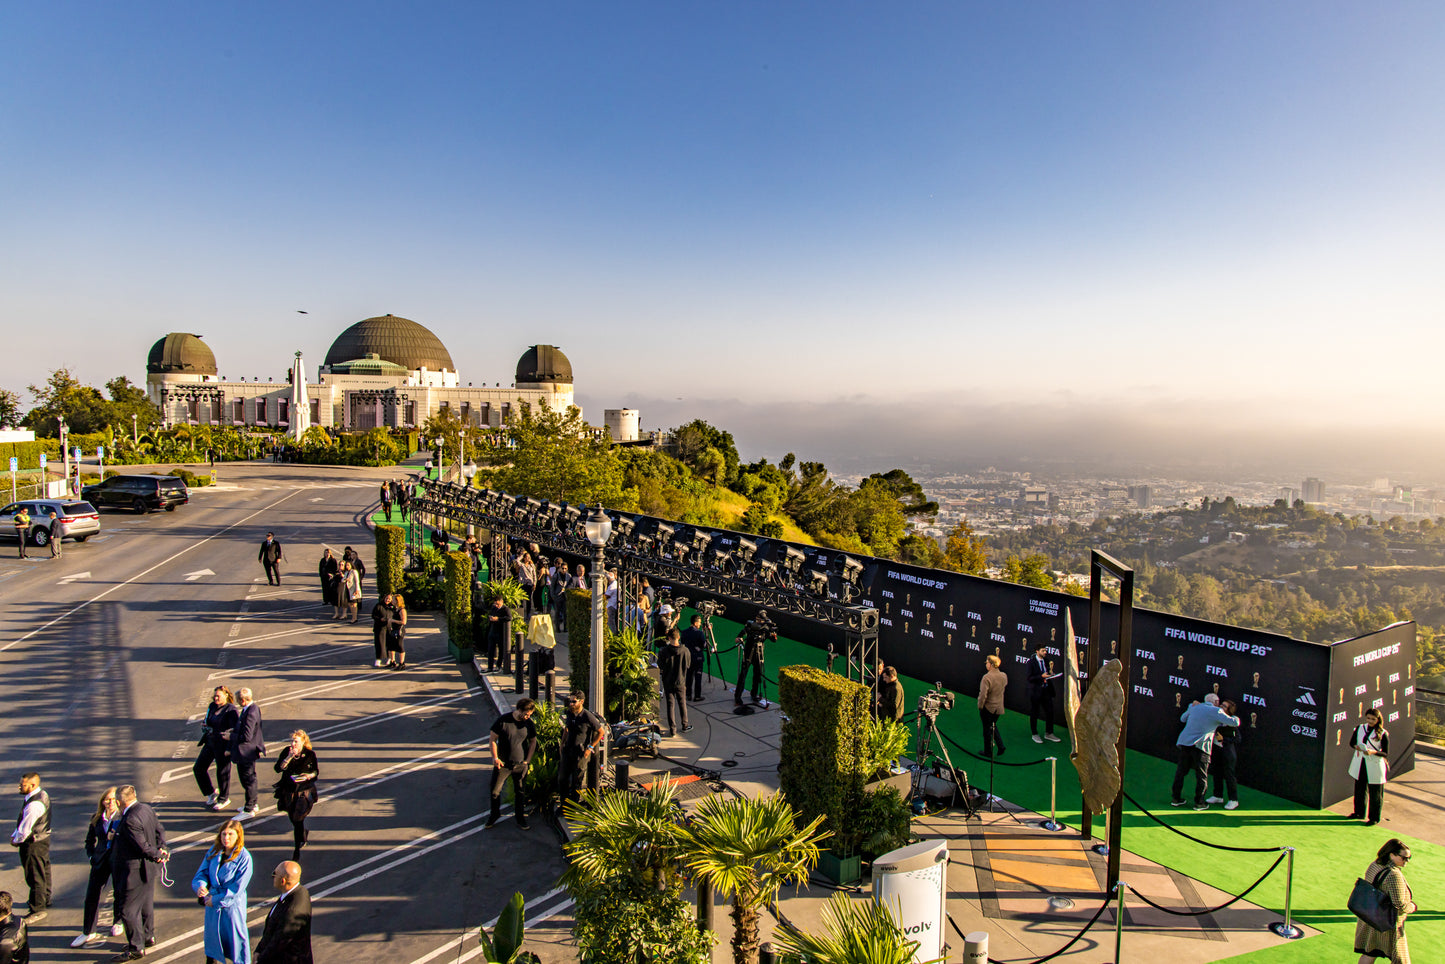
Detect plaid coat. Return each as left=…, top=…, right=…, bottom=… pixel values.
left=1355, top=859, right=1414, bottom=964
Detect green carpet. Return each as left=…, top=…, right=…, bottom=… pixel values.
left=682, top=610, right=1444, bottom=963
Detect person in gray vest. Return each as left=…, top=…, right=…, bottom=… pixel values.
left=9, top=773, right=50, bottom=922
left=46, top=511, right=63, bottom=559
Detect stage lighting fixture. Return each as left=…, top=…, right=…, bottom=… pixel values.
left=562, top=504, right=583, bottom=528
left=737, top=538, right=758, bottom=563
left=611, top=515, right=635, bottom=541
left=691, top=530, right=712, bottom=553
left=782, top=546, right=806, bottom=574
left=758, top=559, right=778, bottom=581
left=839, top=555, right=863, bottom=583
left=809, top=571, right=830, bottom=596
left=656, top=522, right=675, bottom=548
left=711, top=547, right=731, bottom=570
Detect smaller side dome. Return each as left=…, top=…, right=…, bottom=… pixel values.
left=147, top=333, right=218, bottom=375
left=516, top=345, right=573, bottom=384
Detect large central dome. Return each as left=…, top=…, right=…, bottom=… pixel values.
left=324, top=314, right=455, bottom=372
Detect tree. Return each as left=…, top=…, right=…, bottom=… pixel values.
left=849, top=478, right=906, bottom=558
left=864, top=469, right=938, bottom=518
left=684, top=793, right=828, bottom=964
left=418, top=405, right=468, bottom=464
left=896, top=534, right=946, bottom=568
left=482, top=402, right=636, bottom=509
left=0, top=389, right=21, bottom=429
left=23, top=368, right=112, bottom=435
left=1002, top=553, right=1053, bottom=590
left=671, top=419, right=740, bottom=486
left=943, top=520, right=989, bottom=575
left=104, top=376, right=160, bottom=431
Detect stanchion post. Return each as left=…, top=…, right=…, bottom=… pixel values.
left=1114, top=879, right=1128, bottom=963
left=544, top=669, right=556, bottom=706
left=759, top=943, right=776, bottom=964
left=528, top=656, right=539, bottom=700
left=614, top=759, right=629, bottom=792
left=1268, top=847, right=1303, bottom=940
left=514, top=648, right=525, bottom=694
left=1042, top=756, right=1063, bottom=831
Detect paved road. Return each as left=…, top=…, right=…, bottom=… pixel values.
left=0, top=462, right=566, bottom=962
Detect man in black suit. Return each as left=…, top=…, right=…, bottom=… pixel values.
left=1026, top=644, right=1061, bottom=744
left=254, top=860, right=312, bottom=964
left=0, top=891, right=30, bottom=964
left=109, top=785, right=167, bottom=963
left=231, top=688, right=266, bottom=816
left=259, top=532, right=284, bottom=586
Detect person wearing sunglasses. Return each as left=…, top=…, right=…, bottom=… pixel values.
left=1355, top=838, right=1415, bottom=964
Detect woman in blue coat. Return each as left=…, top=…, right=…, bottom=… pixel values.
left=192, top=819, right=254, bottom=964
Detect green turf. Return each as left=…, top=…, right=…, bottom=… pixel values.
left=680, top=611, right=1444, bottom=963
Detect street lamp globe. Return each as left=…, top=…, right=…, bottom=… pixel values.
left=462, top=459, right=477, bottom=484
left=585, top=506, right=612, bottom=547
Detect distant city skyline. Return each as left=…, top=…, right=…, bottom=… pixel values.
left=4, top=4, right=1442, bottom=480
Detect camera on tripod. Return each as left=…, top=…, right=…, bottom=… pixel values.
left=696, top=600, right=724, bottom=618
left=917, top=685, right=956, bottom=723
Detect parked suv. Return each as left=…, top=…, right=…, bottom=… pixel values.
left=0, top=499, right=101, bottom=546
left=81, top=474, right=190, bottom=513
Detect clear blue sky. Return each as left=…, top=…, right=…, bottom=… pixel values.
left=4, top=3, right=1442, bottom=477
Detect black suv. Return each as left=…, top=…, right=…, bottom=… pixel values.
left=81, top=474, right=190, bottom=513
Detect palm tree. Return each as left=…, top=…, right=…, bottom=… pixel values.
left=772, top=892, right=935, bottom=964
left=684, top=793, right=829, bottom=964
left=562, top=778, right=689, bottom=892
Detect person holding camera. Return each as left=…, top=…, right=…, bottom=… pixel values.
left=195, top=687, right=239, bottom=811
left=733, top=613, right=776, bottom=707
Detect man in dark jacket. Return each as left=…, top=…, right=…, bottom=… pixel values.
left=557, top=692, right=604, bottom=802
left=0, top=891, right=30, bottom=964
left=255, top=861, right=311, bottom=964
left=484, top=596, right=511, bottom=672
left=1026, top=644, right=1061, bottom=743
left=46, top=511, right=63, bottom=558
left=230, top=688, right=266, bottom=816
left=259, top=533, right=284, bottom=586
left=658, top=629, right=691, bottom=736
left=680, top=614, right=708, bottom=702
left=110, top=785, right=167, bottom=962
left=878, top=666, right=906, bottom=723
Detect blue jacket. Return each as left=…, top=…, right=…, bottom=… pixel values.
left=1176, top=703, right=1240, bottom=751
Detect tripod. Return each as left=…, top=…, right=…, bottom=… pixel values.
left=912, top=707, right=977, bottom=819
left=699, top=613, right=728, bottom=689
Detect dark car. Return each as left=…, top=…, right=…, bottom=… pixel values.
left=0, top=499, right=101, bottom=545
left=81, top=474, right=190, bottom=513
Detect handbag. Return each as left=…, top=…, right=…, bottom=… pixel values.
left=1349, top=865, right=1397, bottom=932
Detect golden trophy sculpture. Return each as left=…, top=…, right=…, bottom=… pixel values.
left=1062, top=609, right=1124, bottom=816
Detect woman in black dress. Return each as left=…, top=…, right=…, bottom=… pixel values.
left=274, top=730, right=319, bottom=862
left=71, top=786, right=121, bottom=947
left=194, top=686, right=239, bottom=811
left=387, top=594, right=409, bottom=669
left=318, top=548, right=339, bottom=607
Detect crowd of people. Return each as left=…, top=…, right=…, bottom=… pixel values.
left=7, top=771, right=312, bottom=963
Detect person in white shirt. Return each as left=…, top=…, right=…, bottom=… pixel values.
left=10, top=773, right=51, bottom=921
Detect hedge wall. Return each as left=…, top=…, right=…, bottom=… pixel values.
left=778, top=665, right=870, bottom=852
left=374, top=525, right=406, bottom=596
left=445, top=551, right=473, bottom=651
left=566, top=588, right=593, bottom=693
left=0, top=441, right=45, bottom=470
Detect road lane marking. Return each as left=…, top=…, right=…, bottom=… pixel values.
left=183, top=568, right=215, bottom=581
left=0, top=489, right=304, bottom=652
left=406, top=888, right=570, bottom=964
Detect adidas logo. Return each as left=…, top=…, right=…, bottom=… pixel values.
left=1296, top=691, right=1317, bottom=706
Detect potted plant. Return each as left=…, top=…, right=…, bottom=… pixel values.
left=861, top=718, right=913, bottom=798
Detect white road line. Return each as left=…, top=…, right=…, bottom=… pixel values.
left=250, top=656, right=453, bottom=708
left=0, top=490, right=303, bottom=653
left=247, top=587, right=304, bottom=599
left=161, top=735, right=490, bottom=849
left=222, top=624, right=328, bottom=648
left=206, top=642, right=372, bottom=680
left=234, top=601, right=326, bottom=620
left=147, top=812, right=504, bottom=964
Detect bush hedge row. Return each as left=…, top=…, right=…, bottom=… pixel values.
left=444, top=550, right=473, bottom=651
left=778, top=664, right=870, bottom=853
left=374, top=525, right=405, bottom=597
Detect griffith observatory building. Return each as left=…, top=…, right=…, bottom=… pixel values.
left=143, top=314, right=638, bottom=440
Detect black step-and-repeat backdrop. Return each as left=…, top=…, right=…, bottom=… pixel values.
left=769, top=553, right=1414, bottom=808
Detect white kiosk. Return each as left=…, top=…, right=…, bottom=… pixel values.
left=872, top=839, right=949, bottom=961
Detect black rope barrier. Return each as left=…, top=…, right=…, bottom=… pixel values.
left=944, top=892, right=1112, bottom=964
left=1126, top=851, right=1287, bottom=917
left=939, top=727, right=1050, bottom=768
left=1121, top=790, right=1286, bottom=853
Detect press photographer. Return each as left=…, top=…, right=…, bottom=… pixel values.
left=733, top=610, right=777, bottom=707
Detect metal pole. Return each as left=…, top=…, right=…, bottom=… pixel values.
left=1114, top=880, right=1128, bottom=963
left=697, top=878, right=714, bottom=933
left=544, top=669, right=556, bottom=706
left=514, top=642, right=525, bottom=694
left=1042, top=756, right=1063, bottom=831
left=614, top=759, right=629, bottom=791
left=528, top=656, right=539, bottom=700
left=589, top=541, right=608, bottom=787
left=1268, top=847, right=1303, bottom=939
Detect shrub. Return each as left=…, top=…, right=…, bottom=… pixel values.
left=402, top=571, right=445, bottom=611
left=851, top=785, right=914, bottom=861
left=859, top=717, right=911, bottom=782
left=604, top=627, right=659, bottom=721
left=445, top=551, right=473, bottom=651
left=572, top=880, right=712, bottom=964
left=374, top=525, right=406, bottom=596
left=520, top=699, right=563, bottom=816
left=567, top=588, right=593, bottom=693
left=777, top=665, right=869, bottom=855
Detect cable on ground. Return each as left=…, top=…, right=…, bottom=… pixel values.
left=1122, top=790, right=1286, bottom=853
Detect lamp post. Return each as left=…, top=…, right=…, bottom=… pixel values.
left=462, top=459, right=478, bottom=536
left=584, top=505, right=612, bottom=788
left=433, top=437, right=443, bottom=480
left=131, top=413, right=138, bottom=446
